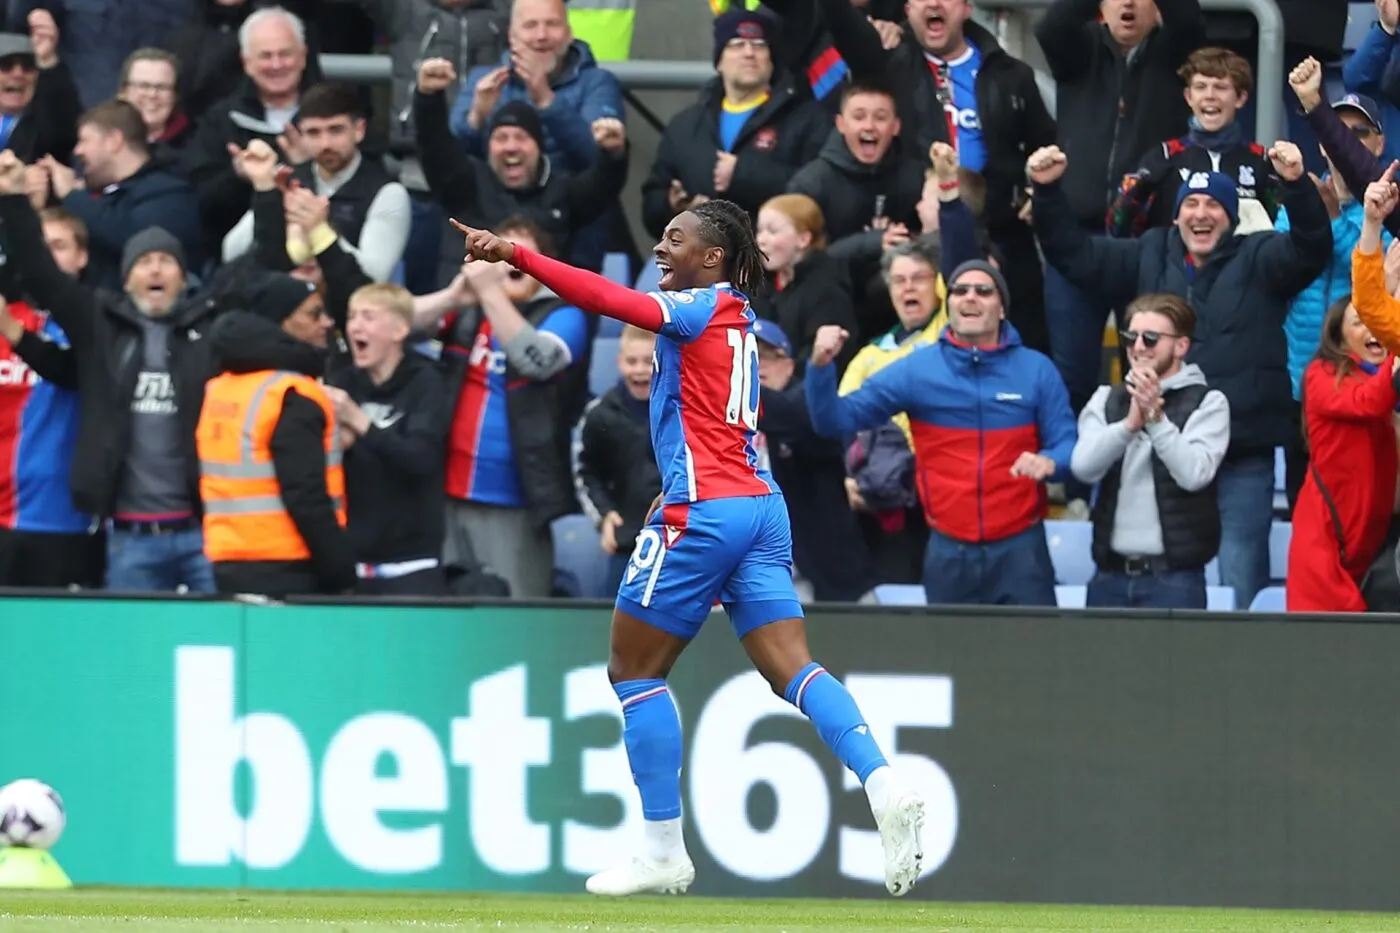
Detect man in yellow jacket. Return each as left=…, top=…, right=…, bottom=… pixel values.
left=196, top=272, right=356, bottom=596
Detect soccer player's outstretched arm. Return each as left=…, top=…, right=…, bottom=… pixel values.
left=510, top=246, right=667, bottom=332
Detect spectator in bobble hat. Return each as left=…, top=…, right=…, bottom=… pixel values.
left=1070, top=293, right=1230, bottom=610
left=639, top=7, right=828, bottom=239
left=752, top=317, right=874, bottom=602
left=0, top=151, right=230, bottom=593
left=807, top=259, right=1078, bottom=607
left=415, top=56, right=629, bottom=288
left=324, top=283, right=451, bottom=597
left=1031, top=141, right=1332, bottom=611
left=574, top=324, right=662, bottom=595
left=198, top=271, right=355, bottom=598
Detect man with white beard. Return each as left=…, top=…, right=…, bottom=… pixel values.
left=1069, top=292, right=1230, bottom=610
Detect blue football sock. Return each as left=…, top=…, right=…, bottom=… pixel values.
left=614, top=679, right=684, bottom=821
left=784, top=662, right=888, bottom=783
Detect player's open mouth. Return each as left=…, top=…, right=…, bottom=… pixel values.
left=655, top=260, right=673, bottom=278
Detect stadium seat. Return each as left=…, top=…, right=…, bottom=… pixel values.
left=1205, top=557, right=1221, bottom=586
left=551, top=514, right=612, bottom=599
left=1272, top=447, right=1288, bottom=514
left=1044, top=520, right=1095, bottom=585
left=1269, top=521, right=1292, bottom=581
left=1055, top=585, right=1086, bottom=609
left=634, top=256, right=662, bottom=293
left=589, top=337, right=620, bottom=397
left=871, top=584, right=926, bottom=605
left=602, top=252, right=631, bottom=286
left=1249, top=586, right=1287, bottom=612
left=1346, top=3, right=1379, bottom=51
left=1206, top=586, right=1237, bottom=612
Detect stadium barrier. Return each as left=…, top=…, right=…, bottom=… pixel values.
left=1, top=593, right=1396, bottom=909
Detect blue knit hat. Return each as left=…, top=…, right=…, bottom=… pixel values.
left=1174, top=171, right=1238, bottom=225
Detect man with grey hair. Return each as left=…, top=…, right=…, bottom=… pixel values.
left=0, top=149, right=223, bottom=593
left=188, top=5, right=314, bottom=252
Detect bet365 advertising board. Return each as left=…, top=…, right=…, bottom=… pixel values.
left=2, top=595, right=1399, bottom=910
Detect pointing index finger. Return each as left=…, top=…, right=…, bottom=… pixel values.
left=448, top=218, right=474, bottom=235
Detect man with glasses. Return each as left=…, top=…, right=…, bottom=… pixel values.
left=1069, top=293, right=1230, bottom=610
left=639, top=7, right=827, bottom=239
left=806, top=259, right=1077, bottom=607
left=1029, top=141, right=1331, bottom=611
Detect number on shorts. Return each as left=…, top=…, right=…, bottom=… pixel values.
left=629, top=528, right=669, bottom=608
left=724, top=328, right=760, bottom=431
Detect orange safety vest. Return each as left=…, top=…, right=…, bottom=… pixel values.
left=196, top=369, right=346, bottom=563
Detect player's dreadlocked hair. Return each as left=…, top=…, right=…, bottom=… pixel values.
left=691, top=199, right=768, bottom=295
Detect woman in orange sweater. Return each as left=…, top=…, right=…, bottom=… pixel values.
left=1288, top=297, right=1398, bottom=611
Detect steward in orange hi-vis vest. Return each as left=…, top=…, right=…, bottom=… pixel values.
left=195, top=273, right=356, bottom=596
left=197, top=369, right=346, bottom=561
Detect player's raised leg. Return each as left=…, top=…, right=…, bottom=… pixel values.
left=729, top=497, right=926, bottom=896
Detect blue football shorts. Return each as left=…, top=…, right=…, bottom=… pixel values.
left=614, top=494, right=805, bottom=639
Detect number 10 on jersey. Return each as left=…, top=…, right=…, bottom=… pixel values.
left=725, top=328, right=760, bottom=431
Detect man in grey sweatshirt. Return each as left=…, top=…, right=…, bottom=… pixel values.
left=1070, top=292, right=1231, bottom=610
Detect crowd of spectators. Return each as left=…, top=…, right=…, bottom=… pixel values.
left=0, top=0, right=1391, bottom=615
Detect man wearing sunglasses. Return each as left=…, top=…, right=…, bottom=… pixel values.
left=1070, top=293, right=1230, bottom=609
left=806, top=259, right=1077, bottom=607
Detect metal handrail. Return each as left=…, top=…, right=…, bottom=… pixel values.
left=320, top=0, right=1285, bottom=140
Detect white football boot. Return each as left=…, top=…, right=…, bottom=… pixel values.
left=877, top=782, right=927, bottom=896
left=585, top=855, right=696, bottom=897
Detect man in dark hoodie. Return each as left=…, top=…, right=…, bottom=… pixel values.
left=38, top=98, right=204, bottom=290
left=324, top=282, right=450, bottom=596
left=197, top=270, right=356, bottom=597
left=0, top=149, right=221, bottom=592
left=414, top=55, right=629, bottom=289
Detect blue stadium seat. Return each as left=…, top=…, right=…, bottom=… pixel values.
left=1205, top=557, right=1221, bottom=586
left=552, top=514, right=612, bottom=599
left=1346, top=3, right=1379, bottom=51
left=602, top=252, right=631, bottom=286
left=1269, top=521, right=1292, bottom=581
left=871, top=584, right=926, bottom=605
left=634, top=256, right=662, bottom=293
left=1249, top=586, right=1287, bottom=612
left=1273, top=447, right=1288, bottom=513
left=1055, top=585, right=1086, bottom=609
left=1044, top=520, right=1095, bottom=585
left=1206, top=586, right=1237, bottom=612
left=589, top=337, right=620, bottom=397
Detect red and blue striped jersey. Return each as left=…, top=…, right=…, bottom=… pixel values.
left=645, top=285, right=781, bottom=505
left=444, top=306, right=590, bottom=505
left=0, top=303, right=88, bottom=533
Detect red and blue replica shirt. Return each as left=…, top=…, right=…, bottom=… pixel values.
left=805, top=322, right=1076, bottom=544
left=646, top=285, right=781, bottom=505
left=445, top=307, right=590, bottom=506
left=0, top=303, right=88, bottom=533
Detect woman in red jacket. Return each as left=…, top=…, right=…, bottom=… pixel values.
left=1288, top=297, right=1400, bottom=612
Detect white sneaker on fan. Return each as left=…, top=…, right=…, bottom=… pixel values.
left=585, top=855, right=696, bottom=897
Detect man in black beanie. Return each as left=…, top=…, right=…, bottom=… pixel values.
left=0, top=150, right=227, bottom=593
left=196, top=270, right=355, bottom=597
left=639, top=6, right=829, bottom=239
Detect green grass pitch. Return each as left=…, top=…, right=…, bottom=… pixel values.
left=0, top=889, right=1398, bottom=932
